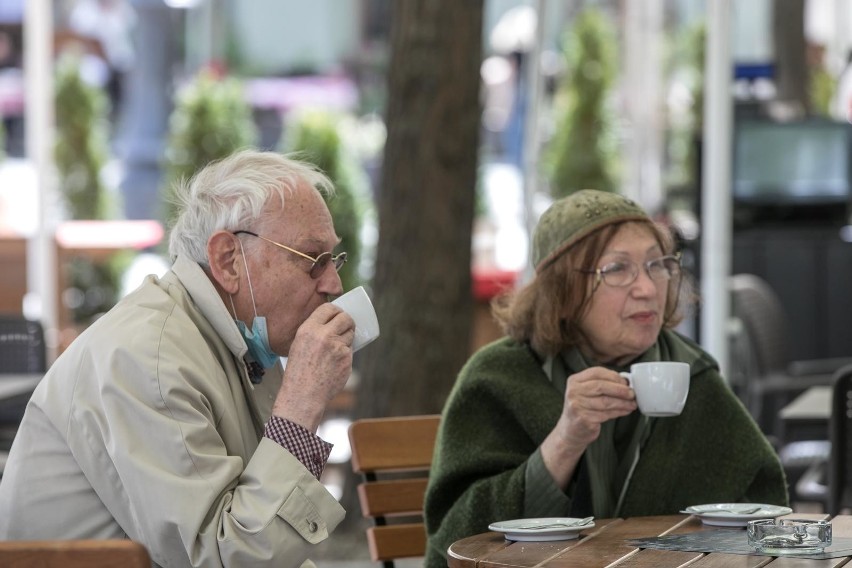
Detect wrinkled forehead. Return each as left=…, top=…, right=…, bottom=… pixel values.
left=258, top=183, right=338, bottom=245
left=599, top=222, right=665, bottom=255
left=601, top=224, right=664, bottom=257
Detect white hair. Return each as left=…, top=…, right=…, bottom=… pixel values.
left=168, top=149, right=335, bottom=264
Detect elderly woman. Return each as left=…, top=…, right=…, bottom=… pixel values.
left=423, top=190, right=787, bottom=567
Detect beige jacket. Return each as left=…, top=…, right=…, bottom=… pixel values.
left=0, top=256, right=345, bottom=567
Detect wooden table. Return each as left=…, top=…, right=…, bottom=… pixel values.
left=448, top=513, right=852, bottom=567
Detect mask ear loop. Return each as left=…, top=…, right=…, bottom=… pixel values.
left=234, top=238, right=260, bottom=322
left=228, top=295, right=238, bottom=319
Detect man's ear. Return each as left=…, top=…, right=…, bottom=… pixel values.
left=207, top=231, right=242, bottom=295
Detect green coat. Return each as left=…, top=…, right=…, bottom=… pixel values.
left=423, top=330, right=787, bottom=567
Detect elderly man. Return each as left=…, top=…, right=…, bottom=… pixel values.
left=0, top=150, right=357, bottom=567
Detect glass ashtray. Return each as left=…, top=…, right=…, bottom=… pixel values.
left=747, top=519, right=832, bottom=554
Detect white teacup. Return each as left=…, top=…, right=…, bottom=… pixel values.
left=332, top=286, right=380, bottom=352
left=619, top=362, right=690, bottom=417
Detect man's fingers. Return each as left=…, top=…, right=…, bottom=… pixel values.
left=303, top=304, right=356, bottom=336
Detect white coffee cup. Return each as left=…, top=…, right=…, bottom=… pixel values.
left=619, top=362, right=690, bottom=417
left=331, top=286, right=380, bottom=352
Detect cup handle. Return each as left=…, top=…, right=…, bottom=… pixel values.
left=619, top=371, right=633, bottom=388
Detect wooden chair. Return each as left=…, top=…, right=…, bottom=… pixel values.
left=0, top=315, right=47, bottom=375
left=729, top=274, right=852, bottom=505
left=729, top=274, right=852, bottom=434
left=0, top=539, right=151, bottom=567
left=0, top=315, right=48, bottom=468
left=829, top=364, right=852, bottom=514
left=349, top=414, right=440, bottom=568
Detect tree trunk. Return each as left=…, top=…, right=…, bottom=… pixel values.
left=356, top=0, right=483, bottom=419
left=337, top=0, right=483, bottom=533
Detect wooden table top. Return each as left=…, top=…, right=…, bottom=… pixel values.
left=448, top=513, right=850, bottom=567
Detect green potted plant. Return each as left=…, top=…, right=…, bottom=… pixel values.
left=664, top=21, right=705, bottom=212
left=279, top=110, right=367, bottom=291
left=162, top=69, right=258, bottom=226
left=54, top=53, right=127, bottom=327
left=54, top=53, right=110, bottom=220
left=546, top=7, right=618, bottom=198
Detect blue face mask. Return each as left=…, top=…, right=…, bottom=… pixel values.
left=234, top=316, right=279, bottom=370
left=231, top=239, right=280, bottom=371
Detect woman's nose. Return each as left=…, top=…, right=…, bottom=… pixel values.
left=630, top=267, right=658, bottom=296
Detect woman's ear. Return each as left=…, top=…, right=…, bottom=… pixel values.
left=207, top=231, right=241, bottom=295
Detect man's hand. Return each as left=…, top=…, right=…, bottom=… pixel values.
left=273, top=304, right=355, bottom=432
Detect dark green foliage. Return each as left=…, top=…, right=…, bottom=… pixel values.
left=279, top=111, right=366, bottom=291
left=54, top=54, right=110, bottom=220
left=686, top=23, right=706, bottom=132
left=53, top=55, right=125, bottom=326
left=547, top=8, right=618, bottom=198
left=682, top=22, right=705, bottom=192
left=64, top=253, right=133, bottom=326
left=163, top=70, right=258, bottom=226
left=665, top=21, right=705, bottom=204
left=811, top=59, right=836, bottom=116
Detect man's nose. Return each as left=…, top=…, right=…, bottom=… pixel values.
left=319, top=265, right=345, bottom=296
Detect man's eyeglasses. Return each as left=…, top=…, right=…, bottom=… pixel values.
left=233, top=230, right=347, bottom=279
left=579, top=253, right=682, bottom=288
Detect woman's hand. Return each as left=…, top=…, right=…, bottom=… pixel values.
left=559, top=367, right=637, bottom=447
left=541, top=367, right=637, bottom=489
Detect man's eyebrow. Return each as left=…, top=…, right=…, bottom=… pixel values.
left=295, top=236, right=343, bottom=249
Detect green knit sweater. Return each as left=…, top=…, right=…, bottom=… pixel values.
left=423, top=330, right=788, bottom=567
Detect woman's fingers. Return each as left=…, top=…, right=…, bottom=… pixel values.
left=559, top=366, right=638, bottom=442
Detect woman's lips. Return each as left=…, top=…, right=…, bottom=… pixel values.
left=628, top=311, right=657, bottom=323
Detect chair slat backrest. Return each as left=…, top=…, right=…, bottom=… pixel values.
left=349, top=415, right=440, bottom=567
left=729, top=274, right=790, bottom=375
left=0, top=316, right=47, bottom=459
left=0, top=539, right=151, bottom=568
left=0, top=316, right=47, bottom=374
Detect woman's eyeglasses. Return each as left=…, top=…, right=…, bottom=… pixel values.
left=233, top=230, right=347, bottom=279
left=579, top=253, right=682, bottom=288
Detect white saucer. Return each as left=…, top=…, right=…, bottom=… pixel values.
left=683, top=503, right=793, bottom=527
left=488, top=517, right=595, bottom=542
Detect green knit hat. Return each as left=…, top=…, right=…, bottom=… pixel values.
left=532, top=189, right=649, bottom=272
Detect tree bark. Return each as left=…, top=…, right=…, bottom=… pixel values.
left=356, top=0, right=483, bottom=419
left=337, top=0, right=483, bottom=533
